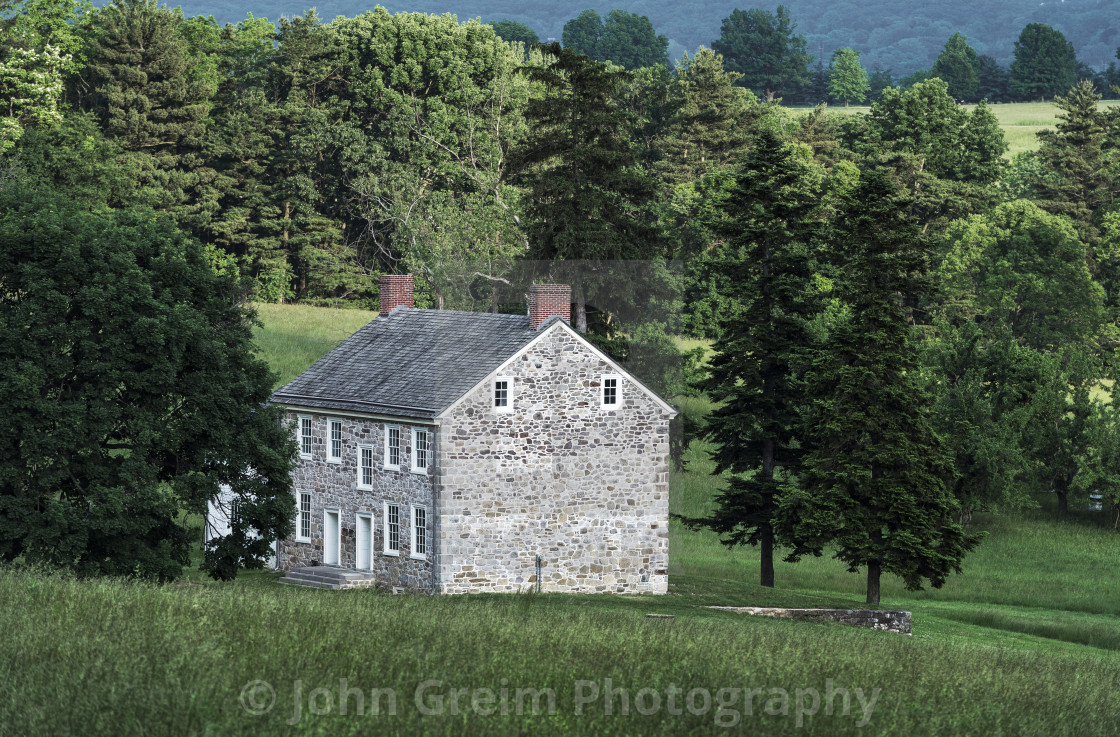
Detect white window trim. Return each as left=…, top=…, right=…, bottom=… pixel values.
left=357, top=444, right=374, bottom=490
left=327, top=418, right=343, bottom=464
left=383, top=501, right=400, bottom=556
left=411, top=504, right=428, bottom=560
left=295, top=491, right=312, bottom=542
left=600, top=374, right=622, bottom=410
left=411, top=428, right=430, bottom=474
left=355, top=512, right=373, bottom=571
left=297, top=414, right=313, bottom=460
left=493, top=376, right=513, bottom=413
left=383, top=424, right=401, bottom=471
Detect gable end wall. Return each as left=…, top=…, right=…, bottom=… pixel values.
left=436, top=327, right=671, bottom=594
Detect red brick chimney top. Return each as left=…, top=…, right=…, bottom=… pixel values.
left=528, top=284, right=571, bottom=330
left=379, top=274, right=414, bottom=316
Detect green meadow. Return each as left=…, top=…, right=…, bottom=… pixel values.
left=2, top=302, right=1118, bottom=736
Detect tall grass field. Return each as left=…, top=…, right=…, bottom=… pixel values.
left=2, top=303, right=1118, bottom=736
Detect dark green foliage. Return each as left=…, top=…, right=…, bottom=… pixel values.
left=1034, top=80, right=1119, bottom=245
left=854, top=78, right=1006, bottom=231
left=778, top=172, right=978, bottom=606
left=487, top=19, right=538, bottom=46
left=866, top=68, right=894, bottom=101
left=0, top=186, right=295, bottom=581
left=653, top=47, right=758, bottom=187
left=512, top=43, right=663, bottom=330
left=561, top=8, right=668, bottom=70
left=1010, top=23, right=1077, bottom=101
left=977, top=54, right=1012, bottom=102
left=931, top=33, right=979, bottom=101
left=678, top=131, right=823, bottom=587
left=711, top=6, right=811, bottom=102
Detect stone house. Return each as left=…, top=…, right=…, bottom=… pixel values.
left=269, top=275, right=676, bottom=594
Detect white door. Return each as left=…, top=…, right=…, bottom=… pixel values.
left=323, top=509, right=340, bottom=566
left=356, top=514, right=371, bottom=570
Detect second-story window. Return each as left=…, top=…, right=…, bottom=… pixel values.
left=412, top=428, right=430, bottom=473
left=358, top=445, right=374, bottom=489
left=384, top=425, right=401, bottom=470
left=298, top=415, right=313, bottom=458
left=601, top=374, right=621, bottom=409
left=328, top=419, right=342, bottom=463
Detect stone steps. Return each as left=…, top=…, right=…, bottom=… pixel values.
left=278, top=566, right=380, bottom=590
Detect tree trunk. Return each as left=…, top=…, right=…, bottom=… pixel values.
left=760, top=524, right=775, bottom=588
left=759, top=437, right=776, bottom=588
left=574, top=292, right=588, bottom=333
left=866, top=561, right=881, bottom=606
left=1056, top=489, right=1069, bottom=516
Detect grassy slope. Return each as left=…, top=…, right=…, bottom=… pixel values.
left=814, top=100, right=1120, bottom=158
left=3, top=303, right=1119, bottom=736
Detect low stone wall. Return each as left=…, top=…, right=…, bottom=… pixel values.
left=707, top=607, right=912, bottom=635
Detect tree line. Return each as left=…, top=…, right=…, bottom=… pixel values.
left=3, top=0, right=1120, bottom=595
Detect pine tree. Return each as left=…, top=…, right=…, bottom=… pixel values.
left=679, top=131, right=822, bottom=587
left=778, top=172, right=977, bottom=606
left=512, top=43, right=662, bottom=332
left=931, top=33, right=979, bottom=101
left=1034, top=80, right=1117, bottom=246
left=654, top=47, right=758, bottom=187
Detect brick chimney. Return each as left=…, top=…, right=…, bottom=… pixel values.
left=379, top=274, right=414, bottom=316
left=528, top=284, right=571, bottom=330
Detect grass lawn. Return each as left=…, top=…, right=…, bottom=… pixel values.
left=4, top=303, right=1119, bottom=736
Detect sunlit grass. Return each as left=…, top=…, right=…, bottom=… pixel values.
left=252, top=302, right=377, bottom=388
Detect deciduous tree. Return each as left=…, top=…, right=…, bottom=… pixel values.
left=828, top=48, right=868, bottom=106
left=0, top=185, right=296, bottom=581
left=1010, top=23, right=1077, bottom=101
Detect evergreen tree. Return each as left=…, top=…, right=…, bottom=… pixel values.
left=512, top=43, right=662, bottom=332
left=866, top=68, right=893, bottom=101
left=778, top=172, right=977, bottom=606
left=931, top=33, right=980, bottom=101
left=828, top=48, right=868, bottom=106
left=679, top=131, right=822, bottom=587
left=653, top=47, right=758, bottom=187
left=711, top=6, right=811, bottom=102
left=1034, top=80, right=1118, bottom=246
left=977, top=55, right=1011, bottom=102
left=1010, top=23, right=1077, bottom=101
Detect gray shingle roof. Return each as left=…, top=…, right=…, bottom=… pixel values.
left=271, top=308, right=542, bottom=419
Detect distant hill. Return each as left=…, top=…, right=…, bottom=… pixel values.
left=148, top=0, right=1118, bottom=75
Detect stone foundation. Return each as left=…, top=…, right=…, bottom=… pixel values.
left=708, top=607, right=912, bottom=634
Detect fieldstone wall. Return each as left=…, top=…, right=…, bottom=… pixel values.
left=707, top=607, right=913, bottom=634
left=436, top=325, right=673, bottom=594
left=277, top=411, right=436, bottom=591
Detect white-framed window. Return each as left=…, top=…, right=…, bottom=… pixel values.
left=383, top=501, right=400, bottom=556
left=296, top=491, right=311, bottom=542
left=328, top=418, right=343, bottom=463
left=601, top=374, right=621, bottom=409
left=412, top=428, right=430, bottom=474
left=493, top=376, right=512, bottom=412
left=298, top=414, right=313, bottom=459
left=384, top=425, right=401, bottom=470
left=357, top=445, right=374, bottom=489
left=411, top=505, right=427, bottom=559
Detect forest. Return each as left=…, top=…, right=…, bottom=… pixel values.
left=135, top=0, right=1120, bottom=74
left=3, top=0, right=1120, bottom=598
